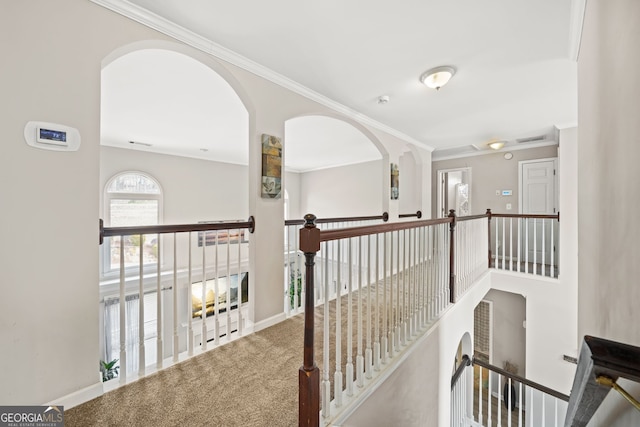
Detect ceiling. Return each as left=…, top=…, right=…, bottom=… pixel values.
left=98, top=0, right=580, bottom=170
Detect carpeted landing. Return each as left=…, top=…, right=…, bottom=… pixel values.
left=66, top=315, right=306, bottom=427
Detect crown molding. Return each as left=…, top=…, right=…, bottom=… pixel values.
left=568, top=0, right=587, bottom=61
left=90, top=0, right=429, bottom=149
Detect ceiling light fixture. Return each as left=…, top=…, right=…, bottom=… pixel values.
left=420, top=66, right=456, bottom=90
left=488, top=140, right=506, bottom=150
left=377, top=95, right=390, bottom=105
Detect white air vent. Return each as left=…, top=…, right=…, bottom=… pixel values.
left=516, top=135, right=546, bottom=144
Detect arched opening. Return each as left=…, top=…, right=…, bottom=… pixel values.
left=99, top=45, right=251, bottom=380
left=284, top=115, right=386, bottom=219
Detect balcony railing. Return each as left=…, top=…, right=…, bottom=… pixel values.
left=296, top=209, right=561, bottom=426
left=451, top=355, right=569, bottom=427
left=298, top=211, right=489, bottom=426
left=99, top=217, right=255, bottom=384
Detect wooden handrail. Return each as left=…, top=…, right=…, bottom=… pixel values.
left=100, top=216, right=255, bottom=243
left=473, top=358, right=570, bottom=402
left=451, top=354, right=471, bottom=389
left=317, top=217, right=452, bottom=243
left=285, top=212, right=389, bottom=227
left=399, top=210, right=422, bottom=219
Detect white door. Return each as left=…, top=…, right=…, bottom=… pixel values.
left=520, top=159, right=558, bottom=267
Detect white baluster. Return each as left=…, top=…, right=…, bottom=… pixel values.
left=156, top=235, right=163, bottom=368
left=201, top=233, right=207, bottom=351
left=188, top=233, right=194, bottom=357
left=335, top=241, right=343, bottom=407
left=550, top=219, right=555, bottom=278
left=497, top=374, right=502, bottom=427
left=374, top=234, right=380, bottom=371
left=488, top=369, right=492, bottom=427
left=213, top=231, right=220, bottom=345
left=507, top=377, right=512, bottom=427
left=501, top=218, right=506, bottom=270
left=237, top=228, right=243, bottom=336
left=172, top=233, right=178, bottom=363
left=518, top=382, right=522, bottom=427
left=509, top=218, right=513, bottom=271
left=381, top=233, right=388, bottom=364
left=226, top=233, right=231, bottom=342
left=322, top=242, right=331, bottom=418
left=365, top=235, right=372, bottom=380
left=119, top=236, right=126, bottom=384
left=525, top=219, right=529, bottom=274
left=479, top=366, right=483, bottom=424
left=356, top=236, right=364, bottom=388
left=542, top=219, right=546, bottom=277
left=541, top=392, right=546, bottom=427
left=138, top=234, right=145, bottom=376
left=346, top=239, right=353, bottom=396
left=517, top=218, right=521, bottom=273
left=533, top=219, right=538, bottom=275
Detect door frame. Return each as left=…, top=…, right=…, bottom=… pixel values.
left=436, top=167, right=472, bottom=218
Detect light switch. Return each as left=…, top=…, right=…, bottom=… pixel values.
left=496, top=190, right=500, bottom=196
left=506, top=203, right=512, bottom=210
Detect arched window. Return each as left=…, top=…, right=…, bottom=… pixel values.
left=103, top=172, right=162, bottom=274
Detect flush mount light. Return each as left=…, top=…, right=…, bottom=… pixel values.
left=420, top=66, right=456, bottom=90
left=488, top=140, right=506, bottom=150
left=377, top=95, right=390, bottom=105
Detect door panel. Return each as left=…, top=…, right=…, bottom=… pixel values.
left=521, top=160, right=557, bottom=267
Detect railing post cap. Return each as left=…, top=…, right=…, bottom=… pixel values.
left=303, top=213, right=317, bottom=228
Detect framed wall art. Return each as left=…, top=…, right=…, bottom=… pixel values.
left=261, top=134, right=282, bottom=199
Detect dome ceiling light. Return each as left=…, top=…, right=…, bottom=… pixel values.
left=488, top=139, right=506, bottom=150
left=420, top=66, right=456, bottom=90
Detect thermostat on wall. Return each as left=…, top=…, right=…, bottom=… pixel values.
left=24, top=121, right=81, bottom=151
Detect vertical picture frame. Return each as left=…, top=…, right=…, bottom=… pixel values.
left=261, top=134, right=282, bottom=198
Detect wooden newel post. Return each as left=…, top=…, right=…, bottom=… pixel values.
left=448, top=209, right=456, bottom=303
left=486, top=208, right=492, bottom=268
left=299, top=214, right=320, bottom=427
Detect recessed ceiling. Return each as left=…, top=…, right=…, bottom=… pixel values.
left=98, top=0, right=579, bottom=166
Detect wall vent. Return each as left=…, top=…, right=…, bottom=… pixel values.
left=516, top=135, right=546, bottom=144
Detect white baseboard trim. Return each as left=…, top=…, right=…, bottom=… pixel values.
left=253, top=312, right=287, bottom=332
left=46, top=380, right=103, bottom=409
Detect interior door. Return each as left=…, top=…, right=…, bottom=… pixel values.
left=520, top=159, right=557, bottom=266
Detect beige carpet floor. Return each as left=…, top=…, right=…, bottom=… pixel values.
left=66, top=272, right=429, bottom=427
left=66, top=315, right=306, bottom=427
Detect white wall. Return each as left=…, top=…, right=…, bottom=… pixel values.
left=432, top=146, right=559, bottom=217
left=483, top=289, right=526, bottom=376
left=300, top=160, right=385, bottom=218
left=100, top=146, right=249, bottom=223
left=578, top=1, right=640, bottom=424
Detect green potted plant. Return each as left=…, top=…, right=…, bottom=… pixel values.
left=100, top=358, right=119, bottom=382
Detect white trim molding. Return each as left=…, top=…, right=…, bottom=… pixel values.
left=45, top=381, right=103, bottom=409
left=90, top=0, right=429, bottom=150
left=568, top=0, right=587, bottom=61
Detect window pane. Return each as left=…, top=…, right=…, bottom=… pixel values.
left=110, top=199, right=158, bottom=227
left=108, top=199, right=159, bottom=270
left=107, top=173, right=160, bottom=194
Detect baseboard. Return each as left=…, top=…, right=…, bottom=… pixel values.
left=253, top=312, right=287, bottom=332
left=45, top=380, right=103, bottom=409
